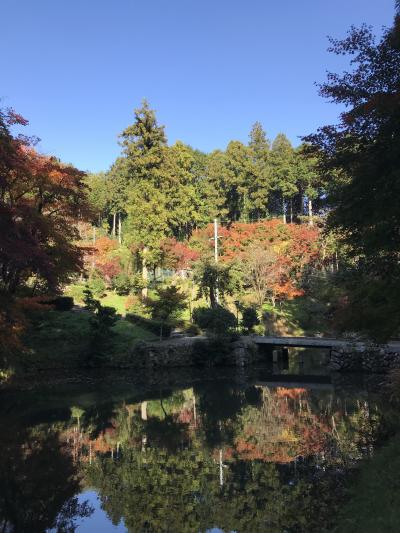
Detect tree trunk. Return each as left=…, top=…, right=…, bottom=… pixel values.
left=141, top=401, right=147, bottom=421
left=118, top=213, right=122, bottom=244
left=308, top=199, right=313, bottom=226
left=290, top=198, right=293, bottom=224
left=112, top=212, right=116, bottom=237
left=282, top=198, right=286, bottom=224
left=210, top=287, right=216, bottom=308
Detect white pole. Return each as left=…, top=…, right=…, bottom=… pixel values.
left=214, top=218, right=218, bottom=263
left=214, top=218, right=219, bottom=305
left=219, top=448, right=223, bottom=487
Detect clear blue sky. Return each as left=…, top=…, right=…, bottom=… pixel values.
left=1, top=0, right=395, bottom=172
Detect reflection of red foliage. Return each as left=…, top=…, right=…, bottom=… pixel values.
left=276, top=387, right=307, bottom=399
left=232, top=388, right=331, bottom=463
left=177, top=408, right=194, bottom=424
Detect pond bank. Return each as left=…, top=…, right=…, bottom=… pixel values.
left=133, top=335, right=400, bottom=373
left=330, top=344, right=400, bottom=372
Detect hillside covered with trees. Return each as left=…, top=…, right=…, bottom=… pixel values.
left=1, top=4, right=399, bottom=376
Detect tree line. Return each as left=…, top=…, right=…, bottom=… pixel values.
left=87, top=99, right=323, bottom=237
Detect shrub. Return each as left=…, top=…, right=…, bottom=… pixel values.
left=113, top=272, right=146, bottom=296
left=125, top=294, right=148, bottom=315
left=65, top=284, right=86, bottom=304
left=82, top=289, right=117, bottom=366
left=184, top=323, right=201, bottom=336
left=53, top=296, right=74, bottom=311
left=241, top=306, right=260, bottom=334
left=112, top=273, right=133, bottom=296
left=87, top=276, right=106, bottom=298
left=125, top=313, right=172, bottom=338
left=192, top=306, right=236, bottom=337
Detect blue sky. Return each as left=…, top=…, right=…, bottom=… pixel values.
left=1, top=0, right=395, bottom=172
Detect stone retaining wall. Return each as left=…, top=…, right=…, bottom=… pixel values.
left=131, top=336, right=258, bottom=368
left=330, top=345, right=400, bottom=373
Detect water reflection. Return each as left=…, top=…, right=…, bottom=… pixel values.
left=0, top=369, right=393, bottom=532
left=0, top=426, right=93, bottom=532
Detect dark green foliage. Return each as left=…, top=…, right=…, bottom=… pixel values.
left=54, top=296, right=74, bottom=311
left=334, top=434, right=400, bottom=532
left=125, top=313, right=172, bottom=338
left=192, top=305, right=237, bottom=336
left=111, top=273, right=133, bottom=295
left=184, top=322, right=201, bottom=336
left=41, top=296, right=74, bottom=311
left=146, top=285, right=186, bottom=322
left=333, top=268, right=400, bottom=342
left=144, top=285, right=187, bottom=338
left=241, top=306, right=260, bottom=333
left=194, top=260, right=235, bottom=308
left=305, top=14, right=400, bottom=340
left=82, top=289, right=117, bottom=365
left=0, top=428, right=93, bottom=532
left=87, top=275, right=106, bottom=298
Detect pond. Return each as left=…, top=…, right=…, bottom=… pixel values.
left=0, top=352, right=397, bottom=532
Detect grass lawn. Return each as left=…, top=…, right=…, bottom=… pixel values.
left=333, top=434, right=400, bottom=532
left=100, top=291, right=129, bottom=315
left=262, top=296, right=333, bottom=337
left=23, top=309, right=157, bottom=369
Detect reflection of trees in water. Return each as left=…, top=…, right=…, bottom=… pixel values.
left=0, top=383, right=391, bottom=533
left=0, top=426, right=93, bottom=533
left=77, top=385, right=388, bottom=532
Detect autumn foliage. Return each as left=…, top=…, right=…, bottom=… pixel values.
left=0, top=106, right=90, bottom=364
left=190, top=220, right=320, bottom=305
left=0, top=107, right=90, bottom=294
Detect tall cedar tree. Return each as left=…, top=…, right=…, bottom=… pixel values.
left=271, top=134, right=297, bottom=223
left=120, top=100, right=169, bottom=294
left=248, top=122, right=271, bottom=221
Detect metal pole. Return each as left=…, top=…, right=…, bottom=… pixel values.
left=214, top=218, right=219, bottom=305
left=214, top=218, right=218, bottom=263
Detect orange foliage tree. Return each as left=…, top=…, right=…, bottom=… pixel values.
left=189, top=220, right=320, bottom=306
left=0, top=107, right=90, bottom=294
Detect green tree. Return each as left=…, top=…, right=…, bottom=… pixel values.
left=248, top=122, right=272, bottom=220
left=241, top=306, right=260, bottom=333
left=194, top=259, right=235, bottom=308
left=163, top=142, right=202, bottom=239
left=84, top=172, right=110, bottom=226
left=192, top=305, right=237, bottom=336
left=294, top=144, right=323, bottom=226
left=83, top=289, right=117, bottom=364
left=119, top=100, right=169, bottom=295
left=145, top=284, right=187, bottom=339
left=271, top=134, right=297, bottom=223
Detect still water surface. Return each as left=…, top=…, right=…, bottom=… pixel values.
left=0, top=349, right=395, bottom=532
